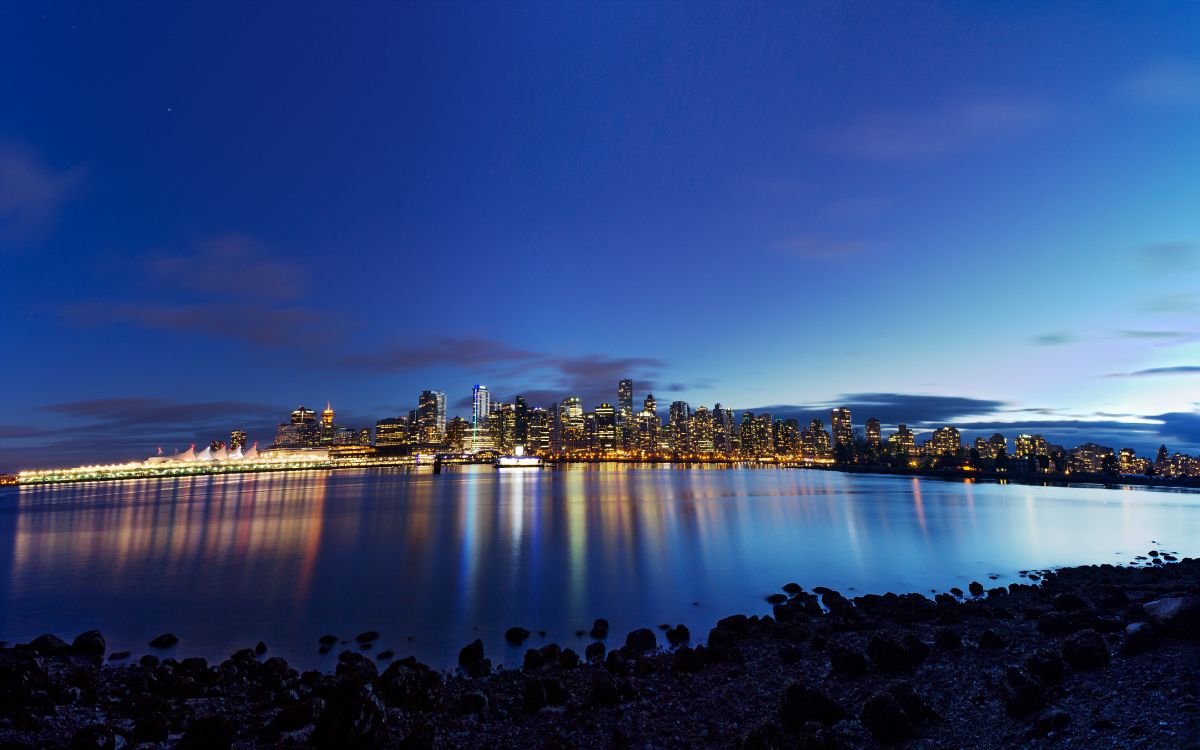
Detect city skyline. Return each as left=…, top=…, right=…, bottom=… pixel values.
left=2, top=3, right=1199, bottom=469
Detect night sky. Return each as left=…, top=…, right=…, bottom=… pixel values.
left=2, top=2, right=1199, bottom=470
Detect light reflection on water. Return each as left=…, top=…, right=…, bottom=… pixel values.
left=2, top=466, right=1199, bottom=669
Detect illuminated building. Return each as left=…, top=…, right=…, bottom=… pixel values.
left=515, top=395, right=529, bottom=444
left=1068, top=442, right=1115, bottom=474
left=229, top=430, right=247, bottom=450
left=273, top=405, right=319, bottom=448
left=930, top=426, right=961, bottom=456
left=1014, top=434, right=1049, bottom=459
left=643, top=393, right=656, bottom=416
left=489, top=403, right=517, bottom=453
left=669, top=401, right=691, bottom=453
left=472, top=385, right=490, bottom=452
left=595, top=402, right=617, bottom=452
left=618, top=379, right=633, bottom=423
left=527, top=408, right=550, bottom=453
left=774, top=418, right=800, bottom=455
left=559, top=396, right=585, bottom=452
left=375, top=417, right=409, bottom=447
left=418, top=390, right=446, bottom=443
left=446, top=416, right=470, bottom=453
left=209, top=439, right=225, bottom=451
left=987, top=433, right=1007, bottom=458
left=888, top=424, right=915, bottom=455
left=1118, top=447, right=1140, bottom=474
left=636, top=409, right=659, bottom=451
left=320, top=401, right=336, bottom=445
left=831, top=408, right=852, bottom=449
left=739, top=412, right=758, bottom=456
left=358, top=427, right=371, bottom=446
left=1155, top=444, right=1170, bottom=474
left=800, top=419, right=831, bottom=460
left=713, top=403, right=736, bottom=454
left=690, top=406, right=714, bottom=454
left=865, top=418, right=881, bottom=449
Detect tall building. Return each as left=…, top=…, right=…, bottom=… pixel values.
left=643, top=393, right=656, bottom=416
left=273, top=405, right=319, bottom=448
left=669, top=401, right=691, bottom=453
left=515, top=395, right=530, bottom=444
left=489, top=403, right=517, bottom=453
left=446, top=416, right=470, bottom=453
left=800, top=419, right=831, bottom=460
left=527, top=408, right=550, bottom=454
left=888, top=424, right=915, bottom=455
left=830, top=408, right=853, bottom=448
left=559, top=396, right=584, bottom=452
left=713, top=403, right=737, bottom=454
left=690, top=406, right=714, bottom=454
left=418, top=390, right=446, bottom=443
left=865, top=418, right=881, bottom=449
left=618, top=379, right=633, bottom=422
left=595, top=403, right=617, bottom=452
left=229, top=429, right=248, bottom=450
left=375, top=416, right=409, bottom=447
left=320, top=401, right=336, bottom=445
left=930, top=426, right=961, bottom=456
left=774, top=419, right=800, bottom=455
left=472, top=385, right=490, bottom=452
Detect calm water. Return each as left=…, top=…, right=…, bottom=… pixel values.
left=2, top=466, right=1199, bottom=669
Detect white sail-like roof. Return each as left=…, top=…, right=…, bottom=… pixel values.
left=177, top=445, right=196, bottom=462
left=243, top=443, right=259, bottom=460
left=195, top=446, right=214, bottom=461
left=213, top=446, right=229, bottom=461
left=229, top=446, right=244, bottom=460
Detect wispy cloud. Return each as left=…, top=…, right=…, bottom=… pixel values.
left=0, top=143, right=86, bottom=248
left=1029, top=332, right=1077, bottom=346
left=147, top=234, right=311, bottom=301
left=64, top=301, right=339, bottom=348
left=1135, top=241, right=1198, bottom=271
left=748, top=393, right=1007, bottom=428
left=1118, top=61, right=1200, bottom=107
left=1140, top=293, right=1197, bottom=313
left=1105, top=365, right=1200, bottom=379
left=816, top=98, right=1049, bottom=161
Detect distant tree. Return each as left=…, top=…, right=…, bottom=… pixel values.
left=1101, top=454, right=1120, bottom=476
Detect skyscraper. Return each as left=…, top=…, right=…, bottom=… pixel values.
left=830, top=408, right=852, bottom=448
left=229, top=429, right=247, bottom=450
left=418, top=390, right=446, bottom=443
left=865, top=417, right=881, bottom=448
left=618, top=379, right=633, bottom=422
left=595, top=403, right=617, bottom=452
left=643, top=393, right=656, bottom=416
left=320, top=401, right=337, bottom=445
left=472, top=385, right=490, bottom=452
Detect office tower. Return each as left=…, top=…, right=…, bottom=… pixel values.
left=229, top=429, right=248, bottom=450
left=865, top=418, right=881, bottom=448
left=643, top=393, right=656, bottom=416
left=472, top=385, right=490, bottom=452
left=406, top=409, right=421, bottom=441
left=713, top=403, right=736, bottom=454
left=669, top=401, right=691, bottom=453
left=618, top=379, right=633, bottom=422
left=595, top=403, right=617, bottom=452
left=446, top=416, right=470, bottom=453
left=527, top=408, right=550, bottom=453
left=774, top=418, right=800, bottom=455
left=690, top=406, right=714, bottom=454
left=375, top=417, right=409, bottom=447
left=418, top=390, right=446, bottom=443
left=636, top=408, right=659, bottom=451
left=739, top=412, right=758, bottom=456
left=515, top=395, right=529, bottom=443
left=800, top=418, right=830, bottom=459
left=489, top=403, right=517, bottom=453
left=560, top=396, right=584, bottom=452
left=830, top=408, right=852, bottom=448
left=291, top=406, right=316, bottom=425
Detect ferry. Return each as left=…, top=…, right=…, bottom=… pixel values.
left=496, top=445, right=543, bottom=469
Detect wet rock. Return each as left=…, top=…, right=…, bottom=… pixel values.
left=522, top=677, right=547, bottom=713
left=149, top=633, right=179, bottom=649
left=538, top=642, right=561, bottom=663
left=179, top=715, right=235, bottom=750
left=30, top=633, right=70, bottom=656
left=868, top=633, right=914, bottom=673
left=1120, top=621, right=1157, bottom=654
left=828, top=643, right=868, bottom=676
left=522, top=648, right=545, bottom=671
left=1095, top=585, right=1128, bottom=610
left=1061, top=629, right=1109, bottom=670
left=355, top=631, right=381, bottom=643
left=559, top=647, right=580, bottom=669
left=505, top=626, right=531, bottom=645
left=107, top=651, right=129, bottom=661
left=311, top=686, right=389, bottom=750
left=1023, top=649, right=1064, bottom=685
left=336, top=650, right=379, bottom=682
left=460, top=691, right=487, bottom=714
left=604, top=650, right=627, bottom=673
left=778, top=681, right=846, bottom=728
left=1036, top=612, right=1075, bottom=636
left=376, top=649, right=394, bottom=661
left=934, top=626, right=962, bottom=650
left=319, top=634, right=339, bottom=645
left=457, top=639, right=485, bottom=668
left=585, top=641, right=605, bottom=662
left=1143, top=596, right=1200, bottom=638
left=68, top=724, right=127, bottom=750
left=255, top=640, right=268, bottom=655
left=968, top=581, right=984, bottom=597
left=70, top=630, right=106, bottom=657
left=133, top=712, right=171, bottom=743
left=589, top=618, right=610, bottom=639
left=708, top=625, right=738, bottom=649
left=624, top=628, right=657, bottom=654
left=998, top=666, right=1044, bottom=718
left=588, top=668, right=620, bottom=706
left=978, top=629, right=1007, bottom=650
left=766, top=593, right=788, bottom=605
left=861, top=691, right=915, bottom=744
left=271, top=696, right=325, bottom=732
left=138, top=654, right=159, bottom=669
left=950, top=587, right=964, bottom=597
left=666, top=624, right=690, bottom=646
left=783, top=582, right=803, bottom=595
left=741, top=718, right=787, bottom=750
left=1052, top=593, right=1089, bottom=611
left=673, top=644, right=704, bottom=672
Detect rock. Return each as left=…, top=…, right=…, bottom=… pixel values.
left=149, top=633, right=179, bottom=649
left=708, top=626, right=738, bottom=649
left=978, top=629, right=1007, bottom=649
left=355, top=631, right=381, bottom=643
left=585, top=641, right=606, bottom=662
left=604, top=650, right=627, bottom=673
left=968, top=581, right=984, bottom=597
left=271, top=697, right=325, bottom=732
left=70, top=630, right=106, bottom=657
left=828, top=643, right=868, bottom=675
left=590, top=618, right=610, bottom=639
left=1143, top=596, right=1200, bottom=638
left=30, top=633, right=70, bottom=656
left=934, top=626, right=962, bottom=650
left=998, top=666, right=1043, bottom=718
left=1036, top=612, right=1075, bottom=636
left=460, top=691, right=488, bottom=714
left=861, top=692, right=915, bottom=743
left=1061, top=629, right=1109, bottom=670
left=1053, top=593, right=1089, bottom=611
left=588, top=668, right=620, bottom=706
left=1120, top=622, right=1157, bottom=654
left=319, top=634, right=340, bottom=645
left=68, top=724, right=127, bottom=750
left=179, top=715, right=235, bottom=750
left=376, top=649, right=394, bottom=661
left=559, top=647, right=580, bottom=669
left=1023, top=649, right=1064, bottom=685
left=624, top=628, right=657, bottom=654
left=766, top=593, right=788, bottom=605
left=133, top=712, right=171, bottom=743
left=741, top=718, right=787, bottom=750
left=779, top=644, right=801, bottom=664
left=457, top=639, right=484, bottom=668
left=783, top=582, right=803, bottom=595
left=950, top=587, right=964, bottom=597
left=1095, top=585, right=1129, bottom=610
left=523, top=648, right=545, bottom=671
left=311, top=687, right=389, bottom=749
left=336, top=651, right=379, bottom=682
left=673, top=645, right=704, bottom=672
left=778, top=681, right=846, bottom=728
left=255, top=640, right=268, bottom=655
left=522, top=677, right=547, bottom=712
left=1031, top=708, right=1071, bottom=737
left=868, top=633, right=913, bottom=673
left=505, top=626, right=531, bottom=645
left=138, top=654, right=159, bottom=669
left=666, top=624, right=690, bottom=646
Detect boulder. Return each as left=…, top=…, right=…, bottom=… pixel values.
left=968, top=581, right=984, bottom=597
left=585, top=641, right=605, bottom=662
left=828, top=643, right=868, bottom=676
left=1120, top=621, right=1157, bottom=655
left=977, top=629, right=1007, bottom=650
left=861, top=691, right=915, bottom=743
left=1036, top=612, right=1075, bottom=636
left=867, top=633, right=913, bottom=673
left=1023, top=649, right=1064, bottom=685
left=1143, top=596, right=1200, bottom=638
left=149, top=633, right=179, bottom=649
left=624, top=628, right=657, bottom=654
left=998, top=666, right=1043, bottom=718
left=666, top=624, right=690, bottom=646
left=522, top=677, right=547, bottom=713
left=589, top=618, right=610, bottom=639
left=68, top=724, right=127, bottom=750
left=1061, top=629, right=1109, bottom=670
left=505, top=627, right=531, bottom=645
left=588, top=668, right=619, bottom=706
left=179, top=715, right=235, bottom=750
left=355, top=631, right=381, bottom=643
left=457, top=639, right=484, bottom=668
left=30, top=633, right=70, bottom=656
left=319, top=634, right=340, bottom=646
left=778, top=681, right=846, bottom=728
left=1052, top=593, right=1089, bottom=611
left=70, top=630, right=106, bottom=657
left=311, top=687, right=389, bottom=750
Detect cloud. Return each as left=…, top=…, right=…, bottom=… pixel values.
left=1135, top=241, right=1198, bottom=271
left=1140, top=293, right=1198, bottom=313
left=1029, top=332, right=1077, bottom=346
left=816, top=99, right=1048, bottom=161
left=770, top=236, right=867, bottom=261
left=0, top=143, right=86, bottom=247
left=1118, top=61, right=1200, bottom=107
left=1117, top=330, right=1188, bottom=340
left=1105, top=365, right=1200, bottom=379
left=744, top=393, right=1007, bottom=429
left=340, top=337, right=540, bottom=373
left=147, top=234, right=310, bottom=301
left=64, top=301, right=339, bottom=348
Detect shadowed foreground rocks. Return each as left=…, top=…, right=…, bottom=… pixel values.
left=2, top=559, right=1199, bottom=748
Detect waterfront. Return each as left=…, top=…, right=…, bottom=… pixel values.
left=2, top=466, right=1199, bottom=670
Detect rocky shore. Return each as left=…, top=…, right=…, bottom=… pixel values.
left=3, top=556, right=1199, bottom=749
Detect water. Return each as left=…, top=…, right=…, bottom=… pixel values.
left=2, top=465, right=1198, bottom=670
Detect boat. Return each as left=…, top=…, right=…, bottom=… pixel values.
left=496, top=445, right=543, bottom=468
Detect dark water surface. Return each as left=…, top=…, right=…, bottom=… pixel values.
left=2, top=466, right=1198, bottom=669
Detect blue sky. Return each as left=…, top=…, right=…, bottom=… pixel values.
left=2, top=1, right=1199, bottom=469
